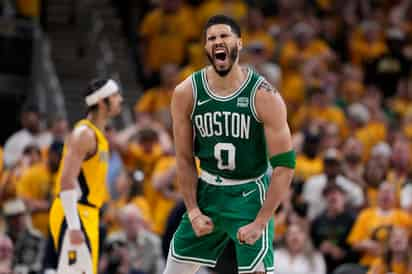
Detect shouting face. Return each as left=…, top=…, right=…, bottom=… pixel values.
left=204, top=24, right=242, bottom=77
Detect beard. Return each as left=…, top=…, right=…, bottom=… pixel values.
left=206, top=44, right=238, bottom=77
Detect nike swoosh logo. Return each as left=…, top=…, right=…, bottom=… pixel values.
left=197, top=99, right=212, bottom=106
left=242, top=189, right=256, bottom=197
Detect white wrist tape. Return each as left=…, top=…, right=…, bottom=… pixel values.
left=85, top=79, right=119, bottom=106
left=60, top=189, right=81, bottom=230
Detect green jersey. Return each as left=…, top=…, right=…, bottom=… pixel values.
left=191, top=67, right=268, bottom=179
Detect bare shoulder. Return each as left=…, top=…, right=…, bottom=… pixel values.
left=257, top=78, right=278, bottom=94
left=172, top=75, right=194, bottom=115
left=255, top=79, right=286, bottom=121
left=68, top=125, right=96, bottom=153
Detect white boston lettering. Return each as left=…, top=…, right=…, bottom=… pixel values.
left=231, top=113, right=240, bottom=138
left=194, top=112, right=251, bottom=140
left=194, top=115, right=206, bottom=137
left=222, top=111, right=230, bottom=137
left=213, top=112, right=222, bottom=136
left=241, top=114, right=250, bottom=139
left=204, top=113, right=214, bottom=137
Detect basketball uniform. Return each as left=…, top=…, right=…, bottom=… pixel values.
left=171, top=67, right=275, bottom=273
left=49, top=119, right=109, bottom=274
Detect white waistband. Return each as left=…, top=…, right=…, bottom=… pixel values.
left=199, top=170, right=264, bottom=186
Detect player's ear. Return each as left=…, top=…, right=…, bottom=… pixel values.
left=238, top=38, right=243, bottom=51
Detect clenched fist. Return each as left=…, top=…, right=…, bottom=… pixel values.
left=237, top=221, right=265, bottom=245
left=189, top=208, right=214, bottom=237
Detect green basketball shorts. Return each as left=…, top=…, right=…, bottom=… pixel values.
left=170, top=170, right=274, bottom=273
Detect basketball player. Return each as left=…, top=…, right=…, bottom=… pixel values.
left=49, top=79, right=123, bottom=274
left=164, top=15, right=295, bottom=274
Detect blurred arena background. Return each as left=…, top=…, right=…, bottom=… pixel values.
left=0, top=0, right=412, bottom=274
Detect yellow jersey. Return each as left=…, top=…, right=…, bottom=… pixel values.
left=55, top=119, right=109, bottom=208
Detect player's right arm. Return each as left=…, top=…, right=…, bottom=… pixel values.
left=60, top=126, right=96, bottom=245
left=171, top=77, right=214, bottom=237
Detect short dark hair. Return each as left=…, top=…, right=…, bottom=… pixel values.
left=204, top=14, right=241, bottom=39
left=84, top=78, right=111, bottom=113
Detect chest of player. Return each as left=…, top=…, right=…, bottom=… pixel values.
left=192, top=104, right=254, bottom=140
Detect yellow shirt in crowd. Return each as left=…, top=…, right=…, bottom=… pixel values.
left=105, top=195, right=153, bottom=234
left=151, top=156, right=179, bottom=235
left=125, top=143, right=164, bottom=206
left=16, top=163, right=55, bottom=236
left=368, top=258, right=412, bottom=274
left=295, top=155, right=323, bottom=181
left=196, top=0, right=247, bottom=33
left=355, top=121, right=387, bottom=161
left=347, top=207, right=412, bottom=266
left=135, top=88, right=173, bottom=115
left=140, top=6, right=197, bottom=72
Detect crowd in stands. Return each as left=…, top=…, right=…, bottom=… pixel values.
left=1, top=0, right=412, bottom=273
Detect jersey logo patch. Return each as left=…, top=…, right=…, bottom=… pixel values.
left=198, top=99, right=212, bottom=106
left=242, top=189, right=256, bottom=197
left=237, top=97, right=249, bottom=107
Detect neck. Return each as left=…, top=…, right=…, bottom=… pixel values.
left=87, top=112, right=107, bottom=131
left=207, top=64, right=245, bottom=95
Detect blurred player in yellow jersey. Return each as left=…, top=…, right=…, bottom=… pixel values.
left=49, top=79, right=123, bottom=274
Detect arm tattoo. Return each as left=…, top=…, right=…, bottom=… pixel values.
left=258, top=80, right=277, bottom=94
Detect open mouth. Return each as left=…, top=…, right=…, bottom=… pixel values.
left=214, top=48, right=227, bottom=63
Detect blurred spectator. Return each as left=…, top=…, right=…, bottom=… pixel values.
left=338, top=64, right=365, bottom=106
left=134, top=64, right=179, bottom=131
left=179, top=42, right=207, bottom=81
left=116, top=126, right=168, bottom=208
left=16, top=141, right=63, bottom=236
left=347, top=182, right=412, bottom=267
left=0, top=233, right=13, bottom=274
left=347, top=102, right=387, bottom=160
left=303, top=148, right=364, bottom=220
left=196, top=0, right=247, bottom=33
left=365, top=28, right=411, bottom=98
left=102, top=205, right=164, bottom=274
left=386, top=137, right=410, bottom=201
left=295, top=126, right=323, bottom=181
left=46, top=116, right=69, bottom=143
left=3, top=106, right=50, bottom=168
left=280, top=22, right=332, bottom=71
left=364, top=157, right=389, bottom=207
left=321, top=122, right=341, bottom=151
left=391, top=77, right=412, bottom=120
left=341, top=137, right=364, bottom=187
left=311, top=183, right=356, bottom=273
left=104, top=170, right=152, bottom=234
left=0, top=144, right=42, bottom=208
left=242, top=8, right=275, bottom=60
left=275, top=224, right=326, bottom=274
left=292, top=86, right=346, bottom=137
left=151, top=153, right=181, bottom=235
left=367, top=227, right=412, bottom=274
left=349, top=20, right=387, bottom=66
left=400, top=182, right=412, bottom=213
left=3, top=199, right=46, bottom=274
left=106, top=124, right=125, bottom=200
left=138, top=0, right=197, bottom=87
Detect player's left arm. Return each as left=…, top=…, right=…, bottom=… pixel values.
left=238, top=80, right=295, bottom=245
